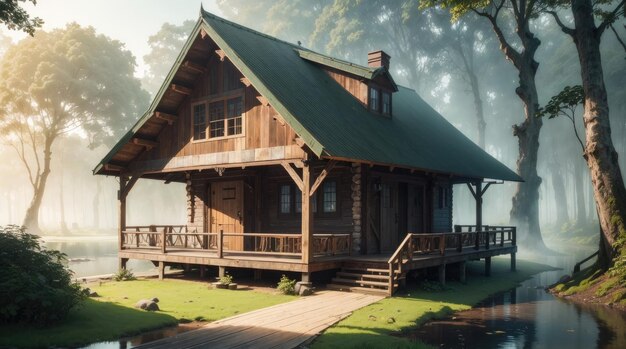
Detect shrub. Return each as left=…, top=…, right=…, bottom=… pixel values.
left=113, top=268, right=136, bottom=281
left=0, top=225, right=85, bottom=325
left=219, top=273, right=233, bottom=285
left=277, top=275, right=296, bottom=295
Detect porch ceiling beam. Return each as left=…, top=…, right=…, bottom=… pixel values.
left=155, top=111, right=177, bottom=125
left=310, top=160, right=337, bottom=197
left=182, top=60, right=206, bottom=74
left=104, top=163, right=125, bottom=172
left=281, top=161, right=303, bottom=192
left=132, top=137, right=158, bottom=149
left=170, top=83, right=192, bottom=95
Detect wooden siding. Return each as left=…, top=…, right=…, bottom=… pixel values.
left=323, top=67, right=368, bottom=106
left=432, top=181, right=453, bottom=232
left=138, top=52, right=302, bottom=169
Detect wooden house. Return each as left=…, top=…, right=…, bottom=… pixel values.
left=94, top=9, right=521, bottom=295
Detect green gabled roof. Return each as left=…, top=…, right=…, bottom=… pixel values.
left=199, top=10, right=520, bottom=182
left=94, top=10, right=521, bottom=182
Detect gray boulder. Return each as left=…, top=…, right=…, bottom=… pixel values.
left=135, top=299, right=160, bottom=311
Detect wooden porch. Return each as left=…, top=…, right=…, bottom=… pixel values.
left=118, top=224, right=516, bottom=296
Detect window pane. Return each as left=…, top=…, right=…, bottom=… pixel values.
left=369, top=87, right=379, bottom=111
left=382, top=92, right=391, bottom=114
left=208, top=101, right=225, bottom=138
left=280, top=185, right=291, bottom=214
left=226, top=97, right=243, bottom=135
left=323, top=181, right=337, bottom=213
left=295, top=187, right=301, bottom=213
left=193, top=104, right=206, bottom=140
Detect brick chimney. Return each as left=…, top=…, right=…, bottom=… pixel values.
left=367, top=50, right=390, bottom=70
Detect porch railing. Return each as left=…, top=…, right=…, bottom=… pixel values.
left=387, top=225, right=516, bottom=295
left=120, top=226, right=351, bottom=258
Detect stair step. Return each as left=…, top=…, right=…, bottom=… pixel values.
left=336, top=272, right=389, bottom=280
left=331, top=277, right=389, bottom=288
left=342, top=267, right=391, bottom=274
left=327, top=283, right=389, bottom=296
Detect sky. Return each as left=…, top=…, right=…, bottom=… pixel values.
left=1, top=0, right=223, bottom=77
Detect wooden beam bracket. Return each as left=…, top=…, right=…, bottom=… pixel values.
left=182, top=60, right=207, bottom=74
left=310, top=160, right=337, bottom=196
left=215, top=49, right=226, bottom=61
left=170, top=83, right=192, bottom=95
left=155, top=111, right=178, bottom=125
left=281, top=161, right=303, bottom=192
left=132, top=137, right=158, bottom=150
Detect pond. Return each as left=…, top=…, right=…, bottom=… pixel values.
left=43, top=235, right=154, bottom=278
left=407, top=251, right=626, bottom=349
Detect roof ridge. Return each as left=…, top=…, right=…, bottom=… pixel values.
left=201, top=9, right=301, bottom=50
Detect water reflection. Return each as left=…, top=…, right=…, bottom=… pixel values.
left=411, top=252, right=626, bottom=349
left=43, top=236, right=153, bottom=278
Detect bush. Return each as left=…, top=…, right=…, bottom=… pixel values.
left=113, top=268, right=136, bottom=281
left=277, top=275, right=296, bottom=295
left=219, top=273, right=233, bottom=285
left=0, top=225, right=85, bottom=325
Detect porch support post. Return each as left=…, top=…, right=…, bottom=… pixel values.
left=218, top=266, right=226, bottom=278
left=200, top=265, right=206, bottom=278
left=118, top=176, right=128, bottom=251
left=301, top=272, right=310, bottom=283
left=475, top=181, right=482, bottom=250
left=119, top=258, right=128, bottom=271
left=301, top=161, right=313, bottom=264
left=459, top=261, right=466, bottom=283
left=485, top=257, right=491, bottom=277
left=511, top=252, right=516, bottom=272
left=158, top=261, right=165, bottom=280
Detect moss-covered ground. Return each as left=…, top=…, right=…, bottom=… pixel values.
left=0, top=278, right=295, bottom=348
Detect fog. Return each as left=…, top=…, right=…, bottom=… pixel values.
left=0, top=0, right=624, bottom=250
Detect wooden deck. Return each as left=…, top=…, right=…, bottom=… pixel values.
left=134, top=291, right=383, bottom=349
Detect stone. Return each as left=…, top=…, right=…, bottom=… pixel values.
left=387, top=317, right=396, bottom=324
left=89, top=291, right=99, bottom=297
left=299, top=285, right=313, bottom=296
left=152, top=297, right=159, bottom=303
left=135, top=299, right=160, bottom=311
left=228, top=283, right=238, bottom=290
left=294, top=281, right=312, bottom=294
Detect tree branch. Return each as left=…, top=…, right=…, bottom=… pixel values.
left=609, top=23, right=626, bottom=54
left=597, top=0, right=626, bottom=36
left=546, top=10, right=575, bottom=37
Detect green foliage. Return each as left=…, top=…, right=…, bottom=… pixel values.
left=0, top=0, right=42, bottom=36
left=113, top=269, right=136, bottom=282
left=277, top=275, right=297, bottom=295
left=537, top=85, right=585, bottom=119
left=0, top=225, right=85, bottom=325
left=219, top=273, right=234, bottom=285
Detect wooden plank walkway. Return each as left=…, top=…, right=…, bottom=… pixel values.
left=135, top=291, right=384, bottom=349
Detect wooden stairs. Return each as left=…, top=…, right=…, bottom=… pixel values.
left=326, top=262, right=405, bottom=296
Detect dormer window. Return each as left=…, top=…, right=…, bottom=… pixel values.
left=369, top=87, right=379, bottom=111
left=382, top=92, right=391, bottom=115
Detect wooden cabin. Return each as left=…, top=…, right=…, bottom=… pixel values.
left=94, top=10, right=521, bottom=296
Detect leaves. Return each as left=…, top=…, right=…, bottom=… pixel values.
left=0, top=0, right=42, bottom=36
left=537, top=85, right=585, bottom=119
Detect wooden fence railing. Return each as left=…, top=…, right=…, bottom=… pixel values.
left=121, top=226, right=351, bottom=258
left=387, top=226, right=516, bottom=295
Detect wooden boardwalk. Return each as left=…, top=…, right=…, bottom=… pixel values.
left=135, top=291, right=384, bottom=349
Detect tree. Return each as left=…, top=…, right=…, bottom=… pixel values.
left=545, top=0, right=626, bottom=268
left=0, top=0, right=42, bottom=36
left=0, top=24, right=149, bottom=233
left=422, top=0, right=548, bottom=250
left=142, top=20, right=195, bottom=95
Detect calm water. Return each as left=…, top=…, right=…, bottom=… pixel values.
left=408, top=252, right=626, bottom=349
left=43, top=236, right=154, bottom=278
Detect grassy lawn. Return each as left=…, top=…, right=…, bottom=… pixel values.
left=311, top=258, right=555, bottom=349
left=0, top=278, right=296, bottom=348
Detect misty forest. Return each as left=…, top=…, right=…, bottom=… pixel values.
left=1, top=0, right=626, bottom=348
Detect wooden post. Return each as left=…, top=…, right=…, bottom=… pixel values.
left=485, top=257, right=491, bottom=277
left=511, top=252, right=517, bottom=272
left=218, top=266, right=226, bottom=278
left=455, top=225, right=462, bottom=252
left=438, top=263, right=446, bottom=285
left=200, top=265, right=206, bottom=278
left=119, top=258, right=128, bottom=271
left=118, top=176, right=128, bottom=251
left=459, top=261, right=466, bottom=283
left=475, top=181, right=482, bottom=250
left=161, top=227, right=167, bottom=254
left=512, top=227, right=517, bottom=246
left=301, top=162, right=313, bottom=264
left=301, top=272, right=310, bottom=283
left=218, top=230, right=223, bottom=258
left=158, top=261, right=165, bottom=280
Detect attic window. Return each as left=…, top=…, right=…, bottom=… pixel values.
left=192, top=95, right=244, bottom=141
left=382, top=92, right=391, bottom=115
left=369, top=87, right=379, bottom=111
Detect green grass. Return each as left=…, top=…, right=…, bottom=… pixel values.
left=0, top=278, right=296, bottom=348
left=311, top=258, right=554, bottom=349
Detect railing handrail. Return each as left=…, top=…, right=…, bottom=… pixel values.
left=388, top=233, right=414, bottom=264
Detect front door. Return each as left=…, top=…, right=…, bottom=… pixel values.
left=210, top=181, right=244, bottom=251
left=380, top=181, right=398, bottom=252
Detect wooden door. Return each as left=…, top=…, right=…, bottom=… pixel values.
left=407, top=184, right=425, bottom=233
left=380, top=181, right=398, bottom=253
left=210, top=181, right=244, bottom=251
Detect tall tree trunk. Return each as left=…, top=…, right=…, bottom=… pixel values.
left=22, top=137, right=54, bottom=233
left=468, top=66, right=486, bottom=149
left=509, top=64, right=546, bottom=250
left=571, top=0, right=626, bottom=265
left=58, top=144, right=69, bottom=234
left=550, top=161, right=569, bottom=225
left=574, top=160, right=587, bottom=225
